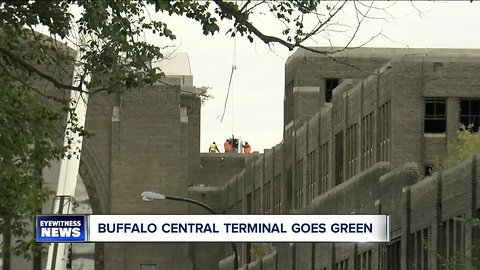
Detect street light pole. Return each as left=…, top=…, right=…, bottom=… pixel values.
left=141, top=191, right=239, bottom=270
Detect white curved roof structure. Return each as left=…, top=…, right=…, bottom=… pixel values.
left=152, top=52, right=191, bottom=76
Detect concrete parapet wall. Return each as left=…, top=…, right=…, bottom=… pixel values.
left=217, top=155, right=480, bottom=270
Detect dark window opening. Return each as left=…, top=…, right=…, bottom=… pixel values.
left=425, top=165, right=434, bottom=177
left=386, top=240, right=401, bottom=270
left=325, top=78, right=340, bottom=103
left=460, top=99, right=480, bottom=132
left=425, top=99, right=446, bottom=133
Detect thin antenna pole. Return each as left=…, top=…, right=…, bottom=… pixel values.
left=231, top=37, right=236, bottom=134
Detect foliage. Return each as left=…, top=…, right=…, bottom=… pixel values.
left=197, top=86, right=213, bottom=104
left=250, top=243, right=275, bottom=262
left=432, top=127, right=480, bottom=270
left=0, top=79, right=63, bottom=260
left=0, top=0, right=396, bottom=266
left=435, top=218, right=480, bottom=270
left=434, top=126, right=480, bottom=172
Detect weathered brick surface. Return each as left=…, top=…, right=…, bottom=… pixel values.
left=216, top=48, right=480, bottom=269
left=196, top=153, right=247, bottom=186
left=262, top=252, right=277, bottom=270
left=65, top=47, right=480, bottom=270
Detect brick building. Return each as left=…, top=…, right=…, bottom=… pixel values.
left=8, top=36, right=480, bottom=270
left=203, top=47, right=480, bottom=270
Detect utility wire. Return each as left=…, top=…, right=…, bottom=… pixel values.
left=219, top=37, right=237, bottom=123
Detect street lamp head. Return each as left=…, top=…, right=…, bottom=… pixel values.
left=142, top=196, right=153, bottom=202
left=141, top=191, right=166, bottom=201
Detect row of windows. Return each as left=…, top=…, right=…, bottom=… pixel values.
left=425, top=99, right=480, bottom=133
left=232, top=99, right=478, bottom=214
left=409, top=227, right=430, bottom=270
left=440, top=216, right=465, bottom=263
left=248, top=104, right=391, bottom=212
left=290, top=102, right=391, bottom=208
left=335, top=258, right=349, bottom=270
left=357, top=250, right=373, bottom=270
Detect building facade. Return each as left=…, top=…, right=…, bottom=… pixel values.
left=197, top=48, right=480, bottom=270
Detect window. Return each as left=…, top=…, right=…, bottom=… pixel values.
left=306, top=151, right=317, bottom=204
left=273, top=174, right=282, bottom=213
left=410, top=228, right=430, bottom=270
left=357, top=250, right=372, bottom=270
left=378, top=101, right=391, bottom=162
left=325, top=78, right=340, bottom=103
left=335, top=132, right=344, bottom=186
left=442, top=216, right=465, bottom=263
left=335, top=258, right=349, bottom=270
left=424, top=99, right=446, bottom=133
left=294, top=159, right=305, bottom=209
left=424, top=165, right=434, bottom=177
left=386, top=239, right=401, bottom=270
left=460, top=99, right=480, bottom=131
left=346, top=124, right=358, bottom=179
left=319, top=142, right=329, bottom=195
left=361, top=112, right=374, bottom=170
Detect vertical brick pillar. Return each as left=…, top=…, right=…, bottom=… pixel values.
left=401, top=187, right=411, bottom=270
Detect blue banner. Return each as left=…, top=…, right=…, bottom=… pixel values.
left=36, top=215, right=87, bottom=242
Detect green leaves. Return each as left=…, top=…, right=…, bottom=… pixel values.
left=434, top=126, right=480, bottom=171
left=0, top=0, right=349, bottom=263
left=0, top=81, right=59, bottom=260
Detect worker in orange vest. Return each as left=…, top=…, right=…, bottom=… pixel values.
left=224, top=139, right=232, bottom=153
left=243, top=142, right=251, bottom=154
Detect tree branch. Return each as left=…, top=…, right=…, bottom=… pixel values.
left=0, top=47, right=86, bottom=93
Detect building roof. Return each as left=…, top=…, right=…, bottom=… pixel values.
left=152, top=52, right=192, bottom=76
left=286, top=47, right=480, bottom=66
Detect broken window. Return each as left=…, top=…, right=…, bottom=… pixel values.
left=424, top=99, right=446, bottom=133
left=460, top=99, right=480, bottom=131
left=325, top=78, right=340, bottom=103
left=424, top=165, right=435, bottom=177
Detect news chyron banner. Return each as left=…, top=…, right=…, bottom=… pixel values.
left=36, top=214, right=389, bottom=243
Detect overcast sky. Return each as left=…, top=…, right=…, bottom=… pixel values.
left=135, top=2, right=480, bottom=153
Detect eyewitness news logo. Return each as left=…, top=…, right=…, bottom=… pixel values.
left=36, top=215, right=87, bottom=242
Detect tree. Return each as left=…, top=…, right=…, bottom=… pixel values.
left=434, top=126, right=480, bottom=171
left=431, top=127, right=480, bottom=269
left=0, top=1, right=396, bottom=268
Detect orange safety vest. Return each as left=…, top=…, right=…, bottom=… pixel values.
left=244, top=145, right=251, bottom=154
left=224, top=142, right=232, bottom=152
